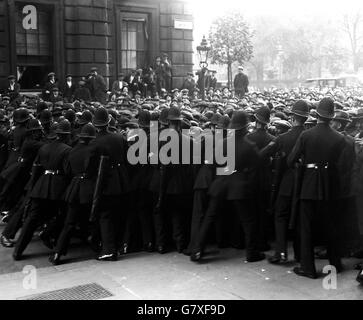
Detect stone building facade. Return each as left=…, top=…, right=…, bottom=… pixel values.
left=0, top=0, right=194, bottom=90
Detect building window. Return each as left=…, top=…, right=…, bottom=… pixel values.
left=15, top=2, right=53, bottom=90
left=120, top=16, right=149, bottom=74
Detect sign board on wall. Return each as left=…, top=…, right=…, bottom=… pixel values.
left=174, top=20, right=193, bottom=30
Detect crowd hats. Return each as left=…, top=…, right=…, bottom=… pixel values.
left=8, top=75, right=16, bottom=80
left=138, top=110, right=151, bottom=128
left=229, top=111, right=249, bottom=130
left=39, top=110, right=52, bottom=125
left=159, top=108, right=169, bottom=126
left=210, top=113, right=222, bottom=125
left=216, top=115, right=231, bottom=129
left=26, top=119, right=43, bottom=132
left=64, top=109, right=76, bottom=123
left=93, top=107, right=110, bottom=127
left=48, top=72, right=56, bottom=77
left=353, top=108, right=363, bottom=120
left=108, top=117, right=118, bottom=132
left=78, top=123, right=96, bottom=139
left=291, top=100, right=309, bottom=117
left=55, top=119, right=71, bottom=134
left=316, top=97, right=335, bottom=119
left=334, top=110, right=352, bottom=123
left=255, top=106, right=271, bottom=124
left=167, top=106, right=182, bottom=121
left=14, top=107, right=30, bottom=124
left=47, top=122, right=59, bottom=140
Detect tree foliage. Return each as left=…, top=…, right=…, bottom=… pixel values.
left=208, top=12, right=254, bottom=86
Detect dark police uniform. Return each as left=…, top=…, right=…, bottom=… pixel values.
left=288, top=119, right=346, bottom=277
left=191, top=112, right=264, bottom=262
left=248, top=126, right=275, bottom=250
left=13, top=137, right=71, bottom=259
left=261, top=125, right=305, bottom=260
left=53, top=140, right=96, bottom=259
left=87, top=127, right=130, bottom=257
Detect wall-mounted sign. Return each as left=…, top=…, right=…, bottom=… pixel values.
left=22, top=5, right=37, bottom=30
left=174, top=20, right=193, bottom=30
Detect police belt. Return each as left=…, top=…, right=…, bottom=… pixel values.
left=305, top=163, right=329, bottom=169
left=44, top=170, right=62, bottom=175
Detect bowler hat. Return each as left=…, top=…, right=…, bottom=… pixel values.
left=48, top=72, right=55, bottom=77
left=55, top=119, right=71, bottom=134
left=8, top=75, right=16, bottom=80
left=14, top=108, right=30, bottom=124
left=255, top=106, right=270, bottom=124
left=316, top=98, right=335, bottom=119
left=78, top=123, right=96, bottom=139
left=291, top=100, right=309, bottom=117
left=93, top=107, right=110, bottom=127
left=229, top=111, right=249, bottom=130
left=167, top=106, right=182, bottom=121
left=334, top=110, right=351, bottom=123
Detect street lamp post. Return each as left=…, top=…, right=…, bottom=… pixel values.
left=197, top=35, right=211, bottom=101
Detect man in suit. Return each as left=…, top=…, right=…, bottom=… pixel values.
left=190, top=111, right=265, bottom=263
left=111, top=73, right=126, bottom=99
left=3, top=75, right=21, bottom=102
left=260, top=100, right=309, bottom=264
left=206, top=71, right=217, bottom=90
left=87, top=107, right=130, bottom=261
left=124, top=70, right=139, bottom=98
left=42, top=72, right=58, bottom=102
left=90, top=67, right=107, bottom=104
left=62, top=74, right=76, bottom=103
left=288, top=97, right=346, bottom=279
left=12, top=120, right=72, bottom=260
left=162, top=53, right=172, bottom=92
left=234, top=66, right=249, bottom=98
left=182, top=72, right=196, bottom=94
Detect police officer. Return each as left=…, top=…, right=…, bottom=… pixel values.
left=122, top=110, right=154, bottom=253
left=288, top=97, right=346, bottom=278
left=49, top=123, right=97, bottom=265
left=0, top=119, right=45, bottom=214
left=4, top=107, right=30, bottom=169
left=87, top=107, right=130, bottom=261
left=12, top=120, right=72, bottom=260
left=260, top=100, right=309, bottom=263
left=248, top=106, right=275, bottom=251
left=190, top=111, right=265, bottom=263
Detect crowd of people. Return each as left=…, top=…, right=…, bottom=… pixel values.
left=1, top=66, right=363, bottom=286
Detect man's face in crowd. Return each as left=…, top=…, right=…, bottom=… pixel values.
left=331, top=120, right=341, bottom=131
left=156, top=57, right=161, bottom=65
left=66, top=76, right=72, bottom=82
left=50, top=76, right=55, bottom=82
left=53, top=90, right=59, bottom=97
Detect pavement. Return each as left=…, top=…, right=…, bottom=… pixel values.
left=1, top=224, right=363, bottom=300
